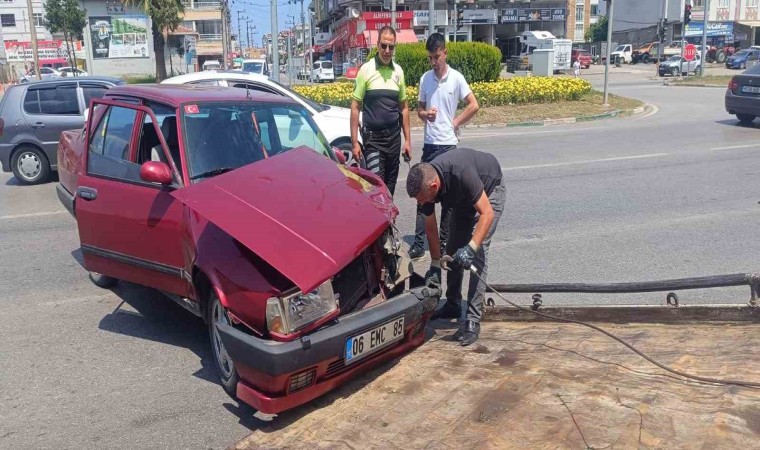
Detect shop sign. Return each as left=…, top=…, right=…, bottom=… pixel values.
left=501, top=8, right=566, bottom=23
left=461, top=9, right=498, bottom=25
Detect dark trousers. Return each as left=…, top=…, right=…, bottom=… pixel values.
left=445, top=184, right=506, bottom=323
left=413, top=144, right=456, bottom=249
left=362, top=126, right=401, bottom=197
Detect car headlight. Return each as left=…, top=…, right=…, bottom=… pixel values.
left=266, top=280, right=338, bottom=335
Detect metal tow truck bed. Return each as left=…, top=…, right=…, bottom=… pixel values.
left=234, top=321, right=760, bottom=449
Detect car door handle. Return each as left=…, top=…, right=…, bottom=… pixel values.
left=77, top=186, right=97, bottom=201
left=30, top=122, right=45, bottom=129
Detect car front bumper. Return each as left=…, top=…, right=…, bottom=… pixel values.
left=0, top=144, right=12, bottom=172
left=217, top=287, right=439, bottom=414
left=725, top=90, right=760, bottom=116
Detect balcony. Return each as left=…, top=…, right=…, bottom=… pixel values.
left=181, top=0, right=221, bottom=9
left=199, top=33, right=223, bottom=40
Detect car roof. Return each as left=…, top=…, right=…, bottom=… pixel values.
left=19, top=76, right=125, bottom=86
left=105, top=83, right=298, bottom=106
left=162, top=71, right=272, bottom=84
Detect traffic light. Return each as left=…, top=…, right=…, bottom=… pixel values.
left=456, top=6, right=463, bottom=31
left=684, top=3, right=692, bottom=26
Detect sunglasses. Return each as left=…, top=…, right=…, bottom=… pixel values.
left=380, top=43, right=396, bottom=51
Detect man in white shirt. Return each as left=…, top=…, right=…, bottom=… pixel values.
left=408, top=33, right=479, bottom=260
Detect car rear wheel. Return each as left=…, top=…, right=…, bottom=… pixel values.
left=209, top=293, right=239, bottom=397
left=671, top=67, right=679, bottom=77
left=11, top=145, right=50, bottom=185
left=737, top=113, right=756, bottom=124
left=89, top=271, right=118, bottom=288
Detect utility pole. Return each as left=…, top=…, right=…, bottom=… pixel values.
left=603, top=0, right=613, bottom=106
left=300, top=0, right=305, bottom=85
left=428, top=0, right=435, bottom=37
left=286, top=16, right=295, bottom=85
left=391, top=0, right=397, bottom=30
left=247, top=20, right=253, bottom=50
left=699, top=0, right=708, bottom=76
left=221, top=1, right=229, bottom=68
left=237, top=11, right=247, bottom=56
left=271, top=0, right=280, bottom=82
left=26, top=0, right=40, bottom=80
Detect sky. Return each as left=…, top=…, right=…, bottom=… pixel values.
left=229, top=0, right=310, bottom=47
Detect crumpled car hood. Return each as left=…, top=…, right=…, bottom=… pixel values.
left=172, top=148, right=396, bottom=292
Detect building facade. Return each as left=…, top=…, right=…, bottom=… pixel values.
left=311, top=0, right=598, bottom=70
left=0, top=0, right=51, bottom=42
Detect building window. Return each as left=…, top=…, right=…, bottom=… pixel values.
left=717, top=0, right=729, bottom=6
left=33, top=13, right=43, bottom=27
left=590, top=5, right=599, bottom=16
left=180, top=20, right=194, bottom=30
left=1, top=14, right=16, bottom=27
left=575, top=23, right=584, bottom=41
left=692, top=0, right=703, bottom=7
left=748, top=0, right=759, bottom=6
left=575, top=5, right=584, bottom=21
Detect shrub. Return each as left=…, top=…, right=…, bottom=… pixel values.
left=367, top=41, right=502, bottom=86
left=123, top=74, right=157, bottom=84
left=292, top=77, right=592, bottom=109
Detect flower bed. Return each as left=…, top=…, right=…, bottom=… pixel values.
left=292, top=77, right=592, bottom=109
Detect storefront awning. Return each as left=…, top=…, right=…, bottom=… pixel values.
left=738, top=21, right=760, bottom=27
left=318, top=33, right=345, bottom=52
left=359, top=29, right=419, bottom=48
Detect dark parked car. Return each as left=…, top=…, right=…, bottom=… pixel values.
left=56, top=84, right=437, bottom=414
left=0, top=76, right=125, bottom=184
left=725, top=63, right=760, bottom=124
left=725, top=49, right=760, bottom=70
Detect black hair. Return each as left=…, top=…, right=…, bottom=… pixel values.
left=406, top=163, right=435, bottom=197
left=378, top=25, right=396, bottom=40
left=426, top=32, right=446, bottom=53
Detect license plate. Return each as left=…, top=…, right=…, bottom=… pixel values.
left=345, top=317, right=404, bottom=365
left=741, top=85, right=760, bottom=94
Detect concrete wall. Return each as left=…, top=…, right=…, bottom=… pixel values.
left=81, top=0, right=156, bottom=77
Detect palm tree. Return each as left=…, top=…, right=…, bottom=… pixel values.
left=122, top=0, right=184, bottom=80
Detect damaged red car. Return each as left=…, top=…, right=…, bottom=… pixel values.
left=56, top=85, right=439, bottom=414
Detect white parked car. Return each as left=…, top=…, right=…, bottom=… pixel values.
left=241, top=58, right=270, bottom=77
left=161, top=71, right=358, bottom=154
left=19, top=67, right=61, bottom=82
left=311, top=60, right=335, bottom=83
left=59, top=67, right=88, bottom=77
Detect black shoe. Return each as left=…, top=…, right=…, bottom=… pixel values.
left=408, top=244, right=425, bottom=260
left=432, top=301, right=461, bottom=320
left=461, top=320, right=480, bottom=346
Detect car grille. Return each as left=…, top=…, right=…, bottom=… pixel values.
left=288, top=368, right=316, bottom=394
left=332, top=246, right=381, bottom=314
left=325, top=358, right=348, bottom=378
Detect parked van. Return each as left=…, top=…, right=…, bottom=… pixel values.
left=242, top=58, right=270, bottom=77
left=311, top=60, right=335, bottom=83
left=518, top=31, right=572, bottom=72
left=202, top=60, right=221, bottom=71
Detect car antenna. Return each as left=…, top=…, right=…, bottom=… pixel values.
left=245, top=84, right=252, bottom=100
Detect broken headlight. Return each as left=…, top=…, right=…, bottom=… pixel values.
left=266, top=280, right=338, bottom=335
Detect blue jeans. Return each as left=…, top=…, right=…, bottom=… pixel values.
left=412, top=144, right=456, bottom=249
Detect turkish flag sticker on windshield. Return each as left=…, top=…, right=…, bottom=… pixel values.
left=184, top=104, right=200, bottom=114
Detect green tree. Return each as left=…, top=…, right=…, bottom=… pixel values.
left=44, top=0, right=86, bottom=73
left=585, top=16, right=608, bottom=43
left=123, top=0, right=184, bottom=81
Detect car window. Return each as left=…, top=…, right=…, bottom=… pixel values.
left=139, top=102, right=180, bottom=173
left=88, top=105, right=146, bottom=182
left=313, top=63, right=320, bottom=70
left=24, top=85, right=80, bottom=115
left=242, top=61, right=264, bottom=73
left=321, top=61, right=333, bottom=69
left=181, top=102, right=333, bottom=182
left=746, top=62, right=760, bottom=74
left=81, top=84, right=109, bottom=108
left=230, top=81, right=277, bottom=95
left=189, top=79, right=220, bottom=86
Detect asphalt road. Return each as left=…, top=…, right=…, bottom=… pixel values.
left=1, top=74, right=758, bottom=449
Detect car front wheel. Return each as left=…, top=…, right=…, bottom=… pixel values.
left=671, top=67, right=679, bottom=77
left=11, top=145, right=50, bottom=185
left=209, top=293, right=239, bottom=397
left=737, top=113, right=756, bottom=124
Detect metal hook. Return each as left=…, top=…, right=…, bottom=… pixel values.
left=666, top=292, right=679, bottom=307
left=531, top=293, right=543, bottom=311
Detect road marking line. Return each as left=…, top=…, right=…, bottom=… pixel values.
left=710, top=143, right=759, bottom=151
left=0, top=210, right=67, bottom=220
left=502, top=153, right=669, bottom=171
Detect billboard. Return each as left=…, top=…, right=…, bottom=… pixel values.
left=89, top=15, right=150, bottom=59
left=501, top=8, right=566, bottom=23
left=4, top=40, right=83, bottom=62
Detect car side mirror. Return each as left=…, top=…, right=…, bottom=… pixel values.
left=140, top=161, right=173, bottom=185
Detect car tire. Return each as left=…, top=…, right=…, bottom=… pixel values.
left=716, top=50, right=727, bottom=64
left=741, top=62, right=746, bottom=70
left=335, top=140, right=362, bottom=168
left=737, top=113, right=756, bottom=124
left=671, top=67, right=679, bottom=77
left=11, top=145, right=50, bottom=185
left=208, top=293, right=239, bottom=397
left=89, top=271, right=118, bottom=288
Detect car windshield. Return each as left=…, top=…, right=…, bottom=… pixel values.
left=269, top=78, right=325, bottom=112
left=667, top=56, right=682, bottom=62
left=735, top=50, right=750, bottom=56
left=182, top=102, right=333, bottom=182
left=243, top=61, right=264, bottom=72
left=746, top=63, right=760, bottom=74
left=615, top=45, right=626, bottom=52
left=320, top=61, right=333, bottom=69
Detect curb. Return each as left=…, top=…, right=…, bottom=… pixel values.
left=410, top=104, right=649, bottom=131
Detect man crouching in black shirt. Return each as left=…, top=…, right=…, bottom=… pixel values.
left=406, top=148, right=506, bottom=346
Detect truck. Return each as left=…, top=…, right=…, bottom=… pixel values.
left=518, top=31, right=572, bottom=72
left=609, top=44, right=634, bottom=64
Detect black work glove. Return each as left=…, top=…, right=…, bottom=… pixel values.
left=452, top=244, right=477, bottom=270
left=424, top=265, right=442, bottom=289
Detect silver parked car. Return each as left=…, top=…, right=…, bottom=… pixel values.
left=0, top=77, right=125, bottom=184
left=658, top=54, right=702, bottom=77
